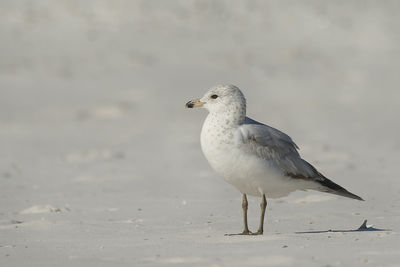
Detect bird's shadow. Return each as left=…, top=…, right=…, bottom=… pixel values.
left=295, top=220, right=390, bottom=234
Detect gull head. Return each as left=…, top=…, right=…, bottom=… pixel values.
left=185, top=85, right=247, bottom=119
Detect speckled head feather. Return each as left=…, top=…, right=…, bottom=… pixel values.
left=200, top=85, right=247, bottom=125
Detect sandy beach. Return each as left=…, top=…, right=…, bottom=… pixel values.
left=1, top=1, right=400, bottom=266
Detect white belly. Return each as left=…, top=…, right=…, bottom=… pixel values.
left=200, top=117, right=313, bottom=198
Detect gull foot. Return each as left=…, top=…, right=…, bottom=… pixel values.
left=225, top=230, right=252, bottom=236
left=250, top=230, right=263, bottom=235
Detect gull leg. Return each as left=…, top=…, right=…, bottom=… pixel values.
left=242, top=194, right=251, bottom=234
left=226, top=194, right=252, bottom=235
left=251, top=194, right=267, bottom=235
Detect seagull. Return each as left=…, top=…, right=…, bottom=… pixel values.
left=185, top=85, right=363, bottom=235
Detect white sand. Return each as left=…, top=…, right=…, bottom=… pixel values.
left=1, top=1, right=400, bottom=266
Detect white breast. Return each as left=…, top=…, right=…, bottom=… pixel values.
left=201, top=115, right=269, bottom=196
left=200, top=114, right=312, bottom=198
left=200, top=115, right=233, bottom=174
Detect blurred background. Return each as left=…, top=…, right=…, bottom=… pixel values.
left=1, top=1, right=400, bottom=265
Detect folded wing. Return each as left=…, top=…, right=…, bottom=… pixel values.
left=238, top=117, right=363, bottom=200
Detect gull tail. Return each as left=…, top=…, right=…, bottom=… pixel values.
left=317, top=175, right=364, bottom=201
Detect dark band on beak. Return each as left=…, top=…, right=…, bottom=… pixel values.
left=185, top=101, right=194, bottom=108
left=185, top=99, right=204, bottom=108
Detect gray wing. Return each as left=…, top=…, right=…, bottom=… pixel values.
left=239, top=117, right=317, bottom=178
left=238, top=117, right=363, bottom=200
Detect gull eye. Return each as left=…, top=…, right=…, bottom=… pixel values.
left=210, top=94, right=218, bottom=99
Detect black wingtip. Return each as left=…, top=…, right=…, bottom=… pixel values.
left=347, top=192, right=364, bottom=201
left=317, top=175, right=364, bottom=201
left=329, top=186, right=364, bottom=201
left=335, top=184, right=364, bottom=201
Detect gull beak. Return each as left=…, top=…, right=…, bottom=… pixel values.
left=185, top=99, right=205, bottom=108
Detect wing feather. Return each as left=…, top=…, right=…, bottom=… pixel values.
left=239, top=117, right=318, bottom=179
left=238, top=117, right=364, bottom=200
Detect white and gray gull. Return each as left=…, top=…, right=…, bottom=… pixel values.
left=185, top=84, right=363, bottom=235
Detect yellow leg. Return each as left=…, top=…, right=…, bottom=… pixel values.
left=251, top=194, right=267, bottom=235
left=242, top=194, right=251, bottom=234
left=226, top=194, right=252, bottom=235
